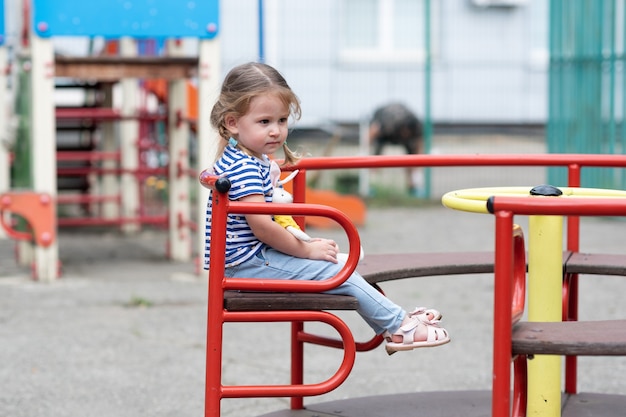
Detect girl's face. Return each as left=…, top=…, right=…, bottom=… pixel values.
left=225, top=93, right=290, bottom=159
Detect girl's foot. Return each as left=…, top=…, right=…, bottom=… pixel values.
left=385, top=309, right=450, bottom=355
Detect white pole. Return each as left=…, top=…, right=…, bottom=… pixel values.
left=167, top=39, right=191, bottom=261
left=30, top=34, right=58, bottom=281
left=196, top=38, right=221, bottom=275
left=119, top=37, right=140, bottom=234
left=263, top=0, right=280, bottom=66
left=100, top=83, right=118, bottom=220
left=358, top=115, right=370, bottom=197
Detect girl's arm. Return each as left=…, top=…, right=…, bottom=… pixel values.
left=240, top=194, right=339, bottom=263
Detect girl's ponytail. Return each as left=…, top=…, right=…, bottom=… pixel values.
left=281, top=142, right=301, bottom=166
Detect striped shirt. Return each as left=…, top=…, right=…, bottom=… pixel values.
left=204, top=146, right=273, bottom=269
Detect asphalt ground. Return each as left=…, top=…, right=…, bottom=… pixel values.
left=2, top=135, right=626, bottom=416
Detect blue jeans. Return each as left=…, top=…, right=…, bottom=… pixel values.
left=224, top=246, right=406, bottom=335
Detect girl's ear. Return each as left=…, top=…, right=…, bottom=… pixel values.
left=225, top=114, right=239, bottom=134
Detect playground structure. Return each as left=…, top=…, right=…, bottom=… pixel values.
left=0, top=0, right=221, bottom=280
left=0, top=0, right=370, bottom=281
left=202, top=153, right=626, bottom=417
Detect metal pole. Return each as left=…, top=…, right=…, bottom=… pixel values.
left=119, top=37, right=140, bottom=234
left=167, top=39, right=191, bottom=261
left=423, top=0, right=432, bottom=198
left=258, top=0, right=265, bottom=63
left=196, top=38, right=221, bottom=277
left=30, top=32, right=58, bottom=280
left=527, top=214, right=563, bottom=417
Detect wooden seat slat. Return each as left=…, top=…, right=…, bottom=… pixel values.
left=565, top=252, right=626, bottom=276
left=358, top=251, right=494, bottom=283
left=512, top=320, right=626, bottom=356
left=224, top=290, right=358, bottom=311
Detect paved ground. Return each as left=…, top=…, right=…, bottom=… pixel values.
left=2, top=206, right=626, bottom=417
left=2, top=135, right=626, bottom=416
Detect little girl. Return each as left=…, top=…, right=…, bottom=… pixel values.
left=204, top=62, right=449, bottom=354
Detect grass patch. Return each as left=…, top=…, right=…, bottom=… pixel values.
left=126, top=296, right=154, bottom=308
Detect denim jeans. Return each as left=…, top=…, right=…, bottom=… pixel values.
left=224, top=246, right=406, bottom=335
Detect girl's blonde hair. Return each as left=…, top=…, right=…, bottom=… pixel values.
left=210, top=62, right=302, bottom=165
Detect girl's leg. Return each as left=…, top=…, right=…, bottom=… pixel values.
left=226, top=247, right=405, bottom=335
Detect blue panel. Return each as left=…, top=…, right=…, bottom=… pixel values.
left=0, top=0, right=5, bottom=45
left=32, top=0, right=219, bottom=39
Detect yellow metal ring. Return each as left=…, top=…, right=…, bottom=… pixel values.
left=441, top=186, right=626, bottom=214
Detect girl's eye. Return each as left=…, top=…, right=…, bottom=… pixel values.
left=259, top=119, right=269, bottom=124
left=279, top=118, right=288, bottom=124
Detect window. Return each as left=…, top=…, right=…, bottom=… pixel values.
left=339, top=0, right=437, bottom=64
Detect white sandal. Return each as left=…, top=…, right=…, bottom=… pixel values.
left=385, top=317, right=450, bottom=355
left=408, top=306, right=442, bottom=322
left=383, top=306, right=442, bottom=342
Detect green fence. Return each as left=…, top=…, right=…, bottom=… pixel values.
left=548, top=0, right=626, bottom=188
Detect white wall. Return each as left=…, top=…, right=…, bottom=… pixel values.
left=218, top=0, right=548, bottom=126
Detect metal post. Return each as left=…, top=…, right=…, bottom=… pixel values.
left=167, top=39, right=191, bottom=261
left=100, top=82, right=118, bottom=219
left=492, top=211, right=514, bottom=417
left=527, top=214, right=562, bottom=417
left=423, top=0, right=432, bottom=198
left=30, top=33, right=58, bottom=280
left=119, top=37, right=140, bottom=233
left=196, top=38, right=221, bottom=276
left=258, top=0, right=264, bottom=62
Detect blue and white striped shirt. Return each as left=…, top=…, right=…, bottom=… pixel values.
left=204, top=146, right=273, bottom=269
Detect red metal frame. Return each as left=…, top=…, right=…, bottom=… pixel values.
left=286, top=153, right=626, bottom=402
left=201, top=171, right=366, bottom=416
left=199, top=154, right=626, bottom=416
left=489, top=195, right=626, bottom=417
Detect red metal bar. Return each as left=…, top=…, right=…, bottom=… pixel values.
left=492, top=211, right=515, bottom=417
left=297, top=330, right=384, bottom=352
left=56, top=107, right=167, bottom=121
left=221, top=201, right=360, bottom=292
left=56, top=195, right=120, bottom=204
left=292, top=169, right=307, bottom=230
left=57, top=167, right=167, bottom=176
left=290, top=321, right=305, bottom=410
left=565, top=164, right=581, bottom=394
left=512, top=355, right=528, bottom=417
left=289, top=153, right=626, bottom=171
left=290, top=169, right=307, bottom=409
left=221, top=310, right=356, bottom=398
left=205, top=184, right=228, bottom=417
left=488, top=196, right=626, bottom=217
left=56, top=151, right=120, bottom=161
left=57, top=215, right=166, bottom=227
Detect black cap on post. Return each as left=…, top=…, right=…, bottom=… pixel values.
left=529, top=184, right=563, bottom=197
left=215, top=177, right=231, bottom=193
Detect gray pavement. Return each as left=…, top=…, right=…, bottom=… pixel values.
left=2, top=205, right=626, bottom=417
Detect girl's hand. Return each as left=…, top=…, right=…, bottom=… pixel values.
left=306, top=238, right=340, bottom=263
left=241, top=194, right=340, bottom=262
